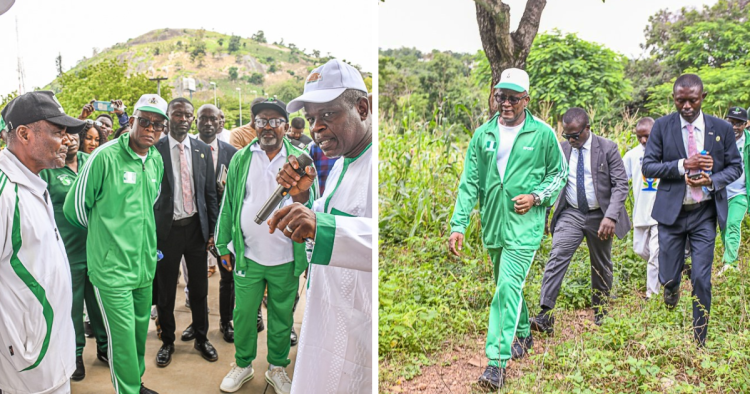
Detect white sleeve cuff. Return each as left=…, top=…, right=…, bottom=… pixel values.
left=678, top=159, right=686, bottom=176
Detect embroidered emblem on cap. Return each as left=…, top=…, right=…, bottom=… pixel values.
left=306, top=72, right=322, bottom=84
left=52, top=94, right=65, bottom=113
left=148, top=97, right=158, bottom=105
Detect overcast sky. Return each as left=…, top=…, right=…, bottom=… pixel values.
left=0, top=0, right=374, bottom=96
left=379, top=0, right=717, bottom=57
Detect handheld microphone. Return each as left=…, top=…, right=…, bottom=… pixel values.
left=255, top=152, right=314, bottom=225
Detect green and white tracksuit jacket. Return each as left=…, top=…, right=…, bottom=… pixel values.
left=290, top=143, right=373, bottom=394
left=63, top=133, right=164, bottom=290
left=0, top=149, right=76, bottom=394
left=450, top=110, right=568, bottom=248
left=215, top=137, right=317, bottom=275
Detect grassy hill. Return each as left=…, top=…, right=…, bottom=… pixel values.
left=48, top=28, right=322, bottom=104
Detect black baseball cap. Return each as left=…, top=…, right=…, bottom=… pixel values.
left=1, top=91, right=85, bottom=134
left=727, top=106, right=748, bottom=122
left=251, top=98, right=288, bottom=122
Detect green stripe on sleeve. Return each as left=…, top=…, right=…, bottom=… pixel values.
left=10, top=185, right=55, bottom=371
left=310, top=212, right=336, bottom=265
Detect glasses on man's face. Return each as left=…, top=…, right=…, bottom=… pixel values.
left=494, top=93, right=529, bottom=105
left=84, top=119, right=103, bottom=128
left=562, top=124, right=589, bottom=140
left=727, top=119, right=746, bottom=128
left=133, top=116, right=167, bottom=132
left=255, top=118, right=286, bottom=129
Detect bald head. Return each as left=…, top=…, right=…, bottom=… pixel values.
left=197, top=104, right=221, bottom=143
left=635, top=117, right=655, bottom=147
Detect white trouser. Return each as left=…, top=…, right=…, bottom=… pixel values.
left=633, top=225, right=660, bottom=297
left=51, top=380, right=71, bottom=394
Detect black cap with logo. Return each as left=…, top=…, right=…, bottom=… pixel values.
left=727, top=106, right=748, bottom=122
left=251, top=98, right=288, bottom=122
left=1, top=91, right=85, bottom=134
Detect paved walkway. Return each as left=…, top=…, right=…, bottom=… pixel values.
left=72, top=271, right=306, bottom=394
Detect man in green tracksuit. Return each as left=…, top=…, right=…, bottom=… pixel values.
left=449, top=69, right=567, bottom=390
left=40, top=132, right=108, bottom=381
left=63, top=94, right=166, bottom=394
left=216, top=98, right=316, bottom=394
left=719, top=106, right=750, bottom=274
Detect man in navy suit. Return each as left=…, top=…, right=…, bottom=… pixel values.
left=642, top=74, right=742, bottom=346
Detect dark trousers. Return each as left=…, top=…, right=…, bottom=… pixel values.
left=540, top=208, right=613, bottom=311
left=219, top=254, right=235, bottom=325
left=658, top=201, right=716, bottom=345
left=155, top=216, right=209, bottom=345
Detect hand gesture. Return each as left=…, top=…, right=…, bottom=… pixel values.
left=78, top=100, right=95, bottom=120
left=276, top=155, right=316, bottom=196
left=448, top=232, right=464, bottom=256
left=598, top=218, right=616, bottom=240
left=111, top=99, right=125, bottom=115
left=512, top=194, right=535, bottom=215
left=684, top=153, right=713, bottom=171
left=267, top=203, right=317, bottom=243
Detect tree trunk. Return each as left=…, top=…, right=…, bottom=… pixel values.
left=474, top=0, right=547, bottom=113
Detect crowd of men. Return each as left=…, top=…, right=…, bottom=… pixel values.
left=449, top=69, right=748, bottom=390
left=0, top=58, right=372, bottom=394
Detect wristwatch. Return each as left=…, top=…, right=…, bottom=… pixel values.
left=531, top=193, right=541, bottom=206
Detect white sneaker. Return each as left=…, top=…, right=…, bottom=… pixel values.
left=718, top=264, right=736, bottom=277
left=220, top=363, right=254, bottom=392
left=265, top=366, right=292, bottom=394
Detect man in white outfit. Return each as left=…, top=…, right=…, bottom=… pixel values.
left=0, top=91, right=84, bottom=394
left=270, top=59, right=373, bottom=393
left=622, top=117, right=661, bottom=298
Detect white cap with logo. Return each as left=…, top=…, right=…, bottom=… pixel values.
left=494, top=68, right=530, bottom=93
left=133, top=94, right=168, bottom=119
left=287, top=59, right=368, bottom=113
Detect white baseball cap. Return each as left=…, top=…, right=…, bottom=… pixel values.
left=287, top=59, right=368, bottom=113
left=133, top=94, right=168, bottom=119
left=494, top=68, right=529, bottom=93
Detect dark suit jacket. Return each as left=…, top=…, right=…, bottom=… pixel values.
left=551, top=134, right=631, bottom=239
left=154, top=136, right=219, bottom=244
left=642, top=112, right=742, bottom=230
left=214, top=140, right=238, bottom=203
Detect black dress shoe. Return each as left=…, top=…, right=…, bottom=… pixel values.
left=140, top=383, right=159, bottom=394
left=477, top=365, right=505, bottom=390
left=530, top=310, right=555, bottom=334
left=195, top=340, right=218, bottom=362
left=664, top=287, right=680, bottom=310
left=181, top=324, right=196, bottom=341
left=220, top=321, right=235, bottom=343
left=71, top=355, right=85, bottom=381
left=156, top=344, right=174, bottom=367
left=291, top=326, right=298, bottom=346
left=257, top=309, right=265, bottom=333
left=97, top=349, right=109, bottom=364
left=511, top=335, right=533, bottom=359
left=84, top=321, right=93, bottom=338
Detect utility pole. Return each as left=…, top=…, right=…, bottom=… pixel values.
left=236, top=87, right=242, bottom=126
left=149, top=77, right=168, bottom=96
left=15, top=17, right=26, bottom=94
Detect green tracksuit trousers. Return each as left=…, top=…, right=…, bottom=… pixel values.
left=486, top=248, right=535, bottom=368
left=94, top=285, right=152, bottom=394
left=722, top=195, right=748, bottom=265
left=70, top=261, right=107, bottom=356
left=234, top=259, right=299, bottom=368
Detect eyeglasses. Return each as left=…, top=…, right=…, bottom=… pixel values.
left=84, top=119, right=104, bottom=128
left=494, top=93, right=529, bottom=105
left=133, top=116, right=167, bottom=132
left=255, top=118, right=286, bottom=128
left=727, top=118, right=746, bottom=127
left=562, top=124, right=589, bottom=140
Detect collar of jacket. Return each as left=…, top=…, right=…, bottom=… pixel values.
left=118, top=132, right=158, bottom=163
left=482, top=108, right=542, bottom=137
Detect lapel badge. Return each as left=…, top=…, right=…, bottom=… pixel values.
left=201, top=153, right=205, bottom=159
left=716, top=136, right=721, bottom=142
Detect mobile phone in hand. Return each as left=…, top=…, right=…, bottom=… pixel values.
left=209, top=245, right=220, bottom=259
left=688, top=173, right=704, bottom=180
left=93, top=101, right=112, bottom=112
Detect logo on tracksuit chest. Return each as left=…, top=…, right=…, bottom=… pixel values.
left=486, top=141, right=496, bottom=152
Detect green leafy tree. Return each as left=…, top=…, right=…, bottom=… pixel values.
left=247, top=72, right=264, bottom=85
left=525, top=30, right=632, bottom=124
left=267, top=79, right=303, bottom=103
left=228, top=66, right=239, bottom=81
left=53, top=59, right=171, bottom=117
left=228, top=35, right=241, bottom=52
left=251, top=30, right=267, bottom=43
left=217, top=38, right=224, bottom=47
left=269, top=64, right=278, bottom=73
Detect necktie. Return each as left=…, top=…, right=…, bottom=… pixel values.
left=178, top=143, right=194, bottom=214
left=577, top=147, right=590, bottom=213
left=686, top=124, right=703, bottom=202
left=211, top=145, right=218, bottom=172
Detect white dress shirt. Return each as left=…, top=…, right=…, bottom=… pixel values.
left=565, top=134, right=600, bottom=210
left=677, top=112, right=712, bottom=204
left=239, top=144, right=294, bottom=266
left=168, top=133, right=197, bottom=220
left=496, top=120, right=522, bottom=181
left=217, top=128, right=232, bottom=143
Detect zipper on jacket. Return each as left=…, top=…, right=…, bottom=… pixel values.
left=54, top=228, right=59, bottom=240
